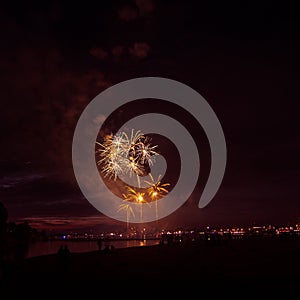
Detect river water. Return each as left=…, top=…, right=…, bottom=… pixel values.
left=27, top=239, right=160, bottom=258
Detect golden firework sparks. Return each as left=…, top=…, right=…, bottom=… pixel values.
left=145, top=173, right=170, bottom=222
left=122, top=186, right=147, bottom=222
left=118, top=201, right=135, bottom=231
left=96, top=129, right=159, bottom=182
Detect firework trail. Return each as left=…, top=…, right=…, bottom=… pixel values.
left=117, top=201, right=135, bottom=231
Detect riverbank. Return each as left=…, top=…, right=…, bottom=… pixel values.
left=26, top=238, right=160, bottom=258
left=2, top=237, right=300, bottom=295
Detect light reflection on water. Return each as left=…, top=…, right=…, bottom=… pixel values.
left=27, top=239, right=159, bottom=258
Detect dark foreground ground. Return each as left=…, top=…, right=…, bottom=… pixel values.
left=1, top=236, right=300, bottom=296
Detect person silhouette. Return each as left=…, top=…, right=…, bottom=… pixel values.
left=57, top=244, right=70, bottom=272
left=103, top=245, right=111, bottom=254
left=58, top=245, right=64, bottom=253
left=63, top=245, right=70, bottom=257
left=97, top=238, right=103, bottom=253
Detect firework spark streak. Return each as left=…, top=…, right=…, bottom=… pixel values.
left=117, top=201, right=135, bottom=230
left=145, top=174, right=170, bottom=221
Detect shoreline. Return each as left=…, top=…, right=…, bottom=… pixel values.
left=2, top=237, right=300, bottom=295
left=26, top=237, right=161, bottom=258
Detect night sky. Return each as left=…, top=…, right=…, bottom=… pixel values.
left=0, top=1, right=299, bottom=233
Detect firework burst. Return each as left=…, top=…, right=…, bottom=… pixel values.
left=134, top=136, right=158, bottom=166
left=122, top=186, right=147, bottom=222
left=96, top=133, right=128, bottom=180
left=144, top=173, right=170, bottom=221
left=122, top=129, right=144, bottom=148
left=96, top=129, right=159, bottom=182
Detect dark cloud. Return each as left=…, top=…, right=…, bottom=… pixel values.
left=0, top=15, right=111, bottom=169
left=118, top=0, right=154, bottom=21
left=112, top=45, right=124, bottom=58
left=135, top=0, right=155, bottom=16
left=0, top=173, right=46, bottom=189
left=18, top=215, right=121, bottom=232
left=129, top=42, right=150, bottom=58
left=90, top=47, right=109, bottom=61
left=118, top=4, right=139, bottom=22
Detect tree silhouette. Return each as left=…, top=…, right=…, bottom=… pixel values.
left=0, top=202, right=8, bottom=283
left=0, top=202, right=8, bottom=225
left=0, top=201, right=36, bottom=283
